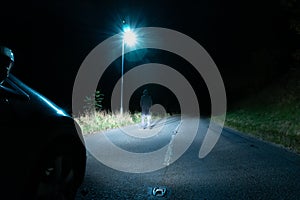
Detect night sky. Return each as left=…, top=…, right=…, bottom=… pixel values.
left=0, top=0, right=295, bottom=115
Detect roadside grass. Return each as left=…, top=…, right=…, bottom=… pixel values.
left=224, top=67, right=300, bottom=154
left=74, top=110, right=170, bottom=135
left=74, top=111, right=141, bottom=135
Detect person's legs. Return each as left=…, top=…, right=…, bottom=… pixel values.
left=141, top=114, right=146, bottom=128
left=146, top=114, right=151, bottom=128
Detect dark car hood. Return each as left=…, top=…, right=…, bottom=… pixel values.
left=6, top=74, right=69, bottom=121
left=1, top=74, right=83, bottom=147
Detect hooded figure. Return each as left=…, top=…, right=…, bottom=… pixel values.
left=140, top=89, right=152, bottom=128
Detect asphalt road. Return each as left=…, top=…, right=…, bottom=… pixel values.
left=75, top=116, right=300, bottom=200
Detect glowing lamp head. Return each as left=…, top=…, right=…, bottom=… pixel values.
left=123, top=28, right=137, bottom=47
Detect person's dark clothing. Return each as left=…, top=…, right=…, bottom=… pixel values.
left=140, top=92, right=152, bottom=115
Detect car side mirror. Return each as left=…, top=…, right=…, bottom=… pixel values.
left=0, top=59, right=13, bottom=83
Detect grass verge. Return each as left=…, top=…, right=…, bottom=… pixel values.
left=74, top=111, right=141, bottom=135
left=224, top=67, right=300, bottom=154
left=74, top=110, right=170, bottom=135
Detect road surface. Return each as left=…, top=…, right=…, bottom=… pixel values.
left=75, top=116, right=300, bottom=199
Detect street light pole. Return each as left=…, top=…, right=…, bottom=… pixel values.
left=119, top=20, right=137, bottom=115
left=120, top=38, right=125, bottom=115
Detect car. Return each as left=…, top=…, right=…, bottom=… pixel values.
left=0, top=46, right=86, bottom=200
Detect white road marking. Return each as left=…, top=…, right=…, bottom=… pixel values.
left=164, top=120, right=182, bottom=166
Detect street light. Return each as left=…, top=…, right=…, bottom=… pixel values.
left=120, top=22, right=137, bottom=115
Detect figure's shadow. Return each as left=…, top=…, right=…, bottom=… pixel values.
left=149, top=116, right=180, bottom=129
